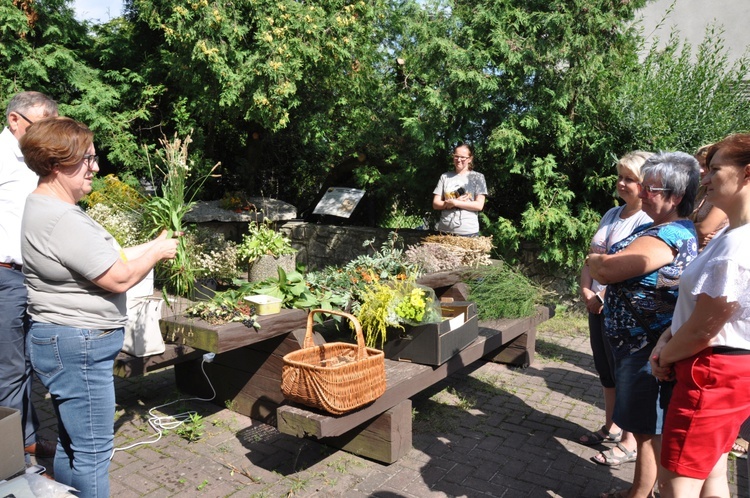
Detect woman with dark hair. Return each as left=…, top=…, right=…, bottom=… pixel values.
left=20, top=117, right=178, bottom=497
left=587, top=151, right=700, bottom=498
left=690, top=144, right=727, bottom=250
left=432, top=143, right=488, bottom=236
left=652, top=134, right=750, bottom=498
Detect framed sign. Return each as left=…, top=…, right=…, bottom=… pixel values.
left=312, top=187, right=365, bottom=218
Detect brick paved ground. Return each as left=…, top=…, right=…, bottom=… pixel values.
left=29, top=314, right=748, bottom=497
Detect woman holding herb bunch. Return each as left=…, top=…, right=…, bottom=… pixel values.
left=20, top=117, right=179, bottom=498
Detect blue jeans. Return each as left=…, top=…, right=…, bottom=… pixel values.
left=27, top=322, right=123, bottom=498
left=0, top=267, right=38, bottom=447
left=613, top=345, right=673, bottom=435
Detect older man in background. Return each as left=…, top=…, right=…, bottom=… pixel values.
left=0, top=91, right=59, bottom=458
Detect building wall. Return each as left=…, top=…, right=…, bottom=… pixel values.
left=638, top=0, right=750, bottom=64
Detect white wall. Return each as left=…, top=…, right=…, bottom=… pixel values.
left=637, top=0, right=750, bottom=64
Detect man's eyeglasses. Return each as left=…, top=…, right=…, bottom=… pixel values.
left=14, top=111, right=33, bottom=125
left=453, top=155, right=471, bottom=161
left=640, top=183, right=672, bottom=195
left=83, top=155, right=99, bottom=167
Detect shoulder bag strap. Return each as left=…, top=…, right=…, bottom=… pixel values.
left=614, top=286, right=666, bottom=344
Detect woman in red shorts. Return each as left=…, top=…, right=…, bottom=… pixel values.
left=651, top=133, right=750, bottom=497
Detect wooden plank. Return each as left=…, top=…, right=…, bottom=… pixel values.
left=415, top=270, right=464, bottom=289
left=320, top=400, right=412, bottom=464
left=485, top=328, right=537, bottom=367
left=114, top=343, right=201, bottom=378
left=174, top=328, right=310, bottom=424
left=160, top=308, right=307, bottom=353
left=277, top=306, right=551, bottom=439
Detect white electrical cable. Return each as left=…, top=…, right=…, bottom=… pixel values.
left=110, top=358, right=217, bottom=459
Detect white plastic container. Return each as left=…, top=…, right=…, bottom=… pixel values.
left=244, top=295, right=282, bottom=315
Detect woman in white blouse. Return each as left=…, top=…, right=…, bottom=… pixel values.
left=651, top=133, right=750, bottom=497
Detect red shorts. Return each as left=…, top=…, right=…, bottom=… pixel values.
left=661, top=347, right=750, bottom=479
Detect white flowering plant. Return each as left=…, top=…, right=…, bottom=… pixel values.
left=86, top=202, right=149, bottom=248
left=184, top=228, right=241, bottom=284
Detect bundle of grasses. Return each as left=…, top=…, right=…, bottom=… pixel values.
left=405, top=235, right=492, bottom=273
left=462, top=262, right=548, bottom=320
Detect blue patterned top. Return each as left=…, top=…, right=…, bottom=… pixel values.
left=603, top=219, right=697, bottom=358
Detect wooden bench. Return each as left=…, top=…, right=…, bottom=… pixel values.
left=275, top=306, right=551, bottom=463
left=113, top=308, right=309, bottom=378
left=114, top=270, right=548, bottom=465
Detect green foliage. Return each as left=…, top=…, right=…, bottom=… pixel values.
left=6, top=0, right=750, bottom=277
left=143, top=134, right=219, bottom=297
left=355, top=279, right=399, bottom=348
left=234, top=268, right=347, bottom=312
left=175, top=412, right=204, bottom=442
left=305, top=233, right=421, bottom=311
left=237, top=222, right=296, bottom=263
left=613, top=24, right=750, bottom=154
left=185, top=289, right=259, bottom=328
left=464, top=263, right=546, bottom=320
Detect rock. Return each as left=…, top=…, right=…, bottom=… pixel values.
left=185, top=199, right=297, bottom=223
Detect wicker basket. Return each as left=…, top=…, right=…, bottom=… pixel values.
left=281, top=309, right=386, bottom=415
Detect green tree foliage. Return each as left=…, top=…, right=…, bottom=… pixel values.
left=614, top=25, right=750, bottom=156
left=0, top=0, right=154, bottom=174
left=385, top=0, right=647, bottom=268
left=4, top=0, right=750, bottom=276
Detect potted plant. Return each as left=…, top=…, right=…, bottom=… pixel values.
left=184, top=228, right=241, bottom=300
left=238, top=221, right=297, bottom=282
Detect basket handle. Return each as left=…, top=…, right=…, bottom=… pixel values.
left=305, top=309, right=367, bottom=360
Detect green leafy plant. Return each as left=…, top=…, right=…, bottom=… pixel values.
left=305, top=232, right=421, bottom=312
left=185, top=289, right=259, bottom=329
left=235, top=268, right=347, bottom=312
left=176, top=412, right=205, bottom=442
left=142, top=133, right=219, bottom=297
left=356, top=278, right=440, bottom=348
left=237, top=222, right=296, bottom=263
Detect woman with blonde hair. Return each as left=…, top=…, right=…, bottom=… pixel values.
left=579, top=152, right=653, bottom=468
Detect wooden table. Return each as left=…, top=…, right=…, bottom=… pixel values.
left=114, top=308, right=308, bottom=378
left=276, top=306, right=552, bottom=463
left=160, top=308, right=308, bottom=353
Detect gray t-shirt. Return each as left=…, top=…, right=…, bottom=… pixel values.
left=433, top=170, right=488, bottom=235
left=22, top=194, right=127, bottom=329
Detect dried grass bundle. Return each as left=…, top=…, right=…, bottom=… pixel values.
left=406, top=241, right=492, bottom=272
left=422, top=234, right=493, bottom=253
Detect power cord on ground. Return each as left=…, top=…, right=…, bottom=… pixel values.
left=110, top=355, right=217, bottom=459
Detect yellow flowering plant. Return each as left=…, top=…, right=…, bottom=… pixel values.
left=355, top=276, right=441, bottom=348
